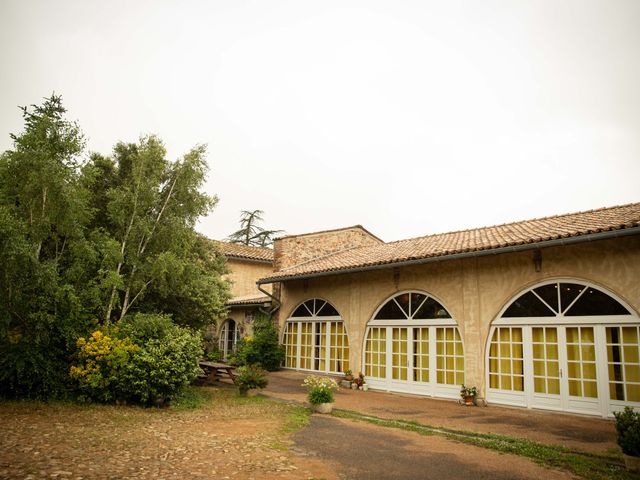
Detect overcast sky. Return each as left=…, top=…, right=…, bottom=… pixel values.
left=1, top=0, right=638, bottom=242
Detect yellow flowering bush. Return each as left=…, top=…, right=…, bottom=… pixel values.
left=69, top=330, right=139, bottom=402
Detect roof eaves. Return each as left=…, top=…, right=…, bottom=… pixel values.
left=258, top=225, right=640, bottom=284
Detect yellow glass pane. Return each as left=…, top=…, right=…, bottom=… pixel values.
left=436, top=356, right=443, bottom=369
left=446, top=357, right=454, bottom=370
left=489, top=357, right=498, bottom=373
left=437, top=371, right=444, bottom=383
left=534, top=377, right=546, bottom=393
left=582, top=345, right=596, bottom=362
left=568, top=380, right=582, bottom=396
left=490, top=374, right=499, bottom=388
left=624, top=346, right=639, bottom=363
left=623, top=327, right=638, bottom=344
left=606, top=327, right=616, bottom=343
left=625, top=364, right=640, bottom=383
left=446, top=329, right=453, bottom=341
left=581, top=328, right=594, bottom=343
left=420, top=370, right=429, bottom=382
left=436, top=329, right=444, bottom=341
left=456, top=372, right=465, bottom=385
left=436, top=342, right=444, bottom=355
left=533, top=343, right=544, bottom=359
left=548, top=378, right=560, bottom=395
left=455, top=341, right=464, bottom=356
left=583, top=381, right=598, bottom=398
left=446, top=371, right=454, bottom=384
left=610, top=382, right=623, bottom=400
left=512, top=343, right=523, bottom=359
left=547, top=344, right=559, bottom=360
left=500, top=344, right=510, bottom=357
left=500, top=359, right=511, bottom=374
left=583, top=362, right=597, bottom=380
left=456, top=357, right=464, bottom=370
left=533, top=360, right=545, bottom=376
left=513, top=359, right=523, bottom=375
left=566, top=328, right=579, bottom=343
left=546, top=328, right=557, bottom=343
left=567, top=362, right=581, bottom=379
left=500, top=328, right=510, bottom=342
left=627, top=384, right=640, bottom=402
left=513, top=376, right=524, bottom=391
left=500, top=375, right=512, bottom=390
left=512, top=328, right=523, bottom=342
left=547, top=361, right=559, bottom=378
left=532, top=328, right=544, bottom=342
left=566, top=345, right=580, bottom=362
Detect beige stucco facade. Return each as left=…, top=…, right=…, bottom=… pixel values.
left=276, top=235, right=640, bottom=395
left=225, top=259, right=273, bottom=297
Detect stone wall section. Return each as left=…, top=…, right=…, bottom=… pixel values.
left=225, top=259, right=273, bottom=297
left=273, top=226, right=383, bottom=271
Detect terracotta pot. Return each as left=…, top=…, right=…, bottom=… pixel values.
left=464, top=395, right=475, bottom=406
left=313, top=402, right=334, bottom=414
left=624, top=453, right=640, bottom=472
left=344, top=375, right=354, bottom=382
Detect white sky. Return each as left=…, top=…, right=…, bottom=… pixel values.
left=1, top=0, right=639, bottom=242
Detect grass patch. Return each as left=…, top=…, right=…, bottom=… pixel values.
left=332, top=410, right=634, bottom=480
left=170, top=385, right=216, bottom=410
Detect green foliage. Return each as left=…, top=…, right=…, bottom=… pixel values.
left=70, top=314, right=203, bottom=405
left=614, top=407, right=640, bottom=457
left=0, top=94, right=95, bottom=398
left=234, top=365, right=268, bottom=395
left=118, top=314, right=204, bottom=405
left=302, top=375, right=338, bottom=405
left=69, top=330, right=139, bottom=403
left=226, top=209, right=283, bottom=247
left=0, top=94, right=229, bottom=399
left=231, top=313, right=285, bottom=371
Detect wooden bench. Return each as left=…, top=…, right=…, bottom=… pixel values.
left=198, top=361, right=236, bottom=382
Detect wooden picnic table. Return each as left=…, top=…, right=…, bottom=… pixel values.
left=198, top=361, right=236, bottom=381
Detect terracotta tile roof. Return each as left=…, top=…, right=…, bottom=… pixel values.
left=227, top=294, right=272, bottom=306
left=216, top=241, right=274, bottom=263
left=260, top=203, right=640, bottom=282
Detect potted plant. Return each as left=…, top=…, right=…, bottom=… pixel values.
left=353, top=372, right=365, bottom=390
left=302, top=375, right=338, bottom=413
left=614, top=406, right=640, bottom=471
left=234, top=365, right=268, bottom=396
left=343, top=369, right=354, bottom=382
left=460, top=384, right=478, bottom=406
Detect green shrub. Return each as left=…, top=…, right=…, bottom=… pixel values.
left=118, top=314, right=203, bottom=405
left=614, top=406, right=640, bottom=457
left=232, top=313, right=284, bottom=371
left=234, top=365, right=268, bottom=395
left=69, top=329, right=139, bottom=403
left=70, top=314, right=203, bottom=406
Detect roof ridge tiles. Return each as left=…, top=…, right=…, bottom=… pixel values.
left=385, top=202, right=640, bottom=245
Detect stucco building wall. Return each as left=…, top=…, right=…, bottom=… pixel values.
left=276, top=235, right=640, bottom=392
left=225, top=259, right=273, bottom=297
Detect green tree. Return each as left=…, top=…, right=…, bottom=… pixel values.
left=0, top=95, right=95, bottom=397
left=83, top=135, right=229, bottom=325
left=227, top=209, right=283, bottom=247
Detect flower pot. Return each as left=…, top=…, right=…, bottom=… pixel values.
left=351, top=383, right=358, bottom=390
left=313, top=402, right=334, bottom=414
left=362, top=384, right=369, bottom=391
left=344, top=375, right=354, bottom=382
left=624, top=454, right=640, bottom=472
left=463, top=395, right=475, bottom=406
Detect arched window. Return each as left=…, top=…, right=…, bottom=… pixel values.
left=283, top=299, right=349, bottom=374
left=487, top=280, right=639, bottom=417
left=219, top=319, right=238, bottom=360
left=364, top=291, right=463, bottom=399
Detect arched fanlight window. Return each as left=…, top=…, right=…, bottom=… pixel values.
left=283, top=299, right=349, bottom=374
left=488, top=280, right=638, bottom=417
left=364, top=291, right=463, bottom=399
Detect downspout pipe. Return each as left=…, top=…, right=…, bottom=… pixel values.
left=258, top=282, right=281, bottom=314
left=256, top=226, right=640, bottom=285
